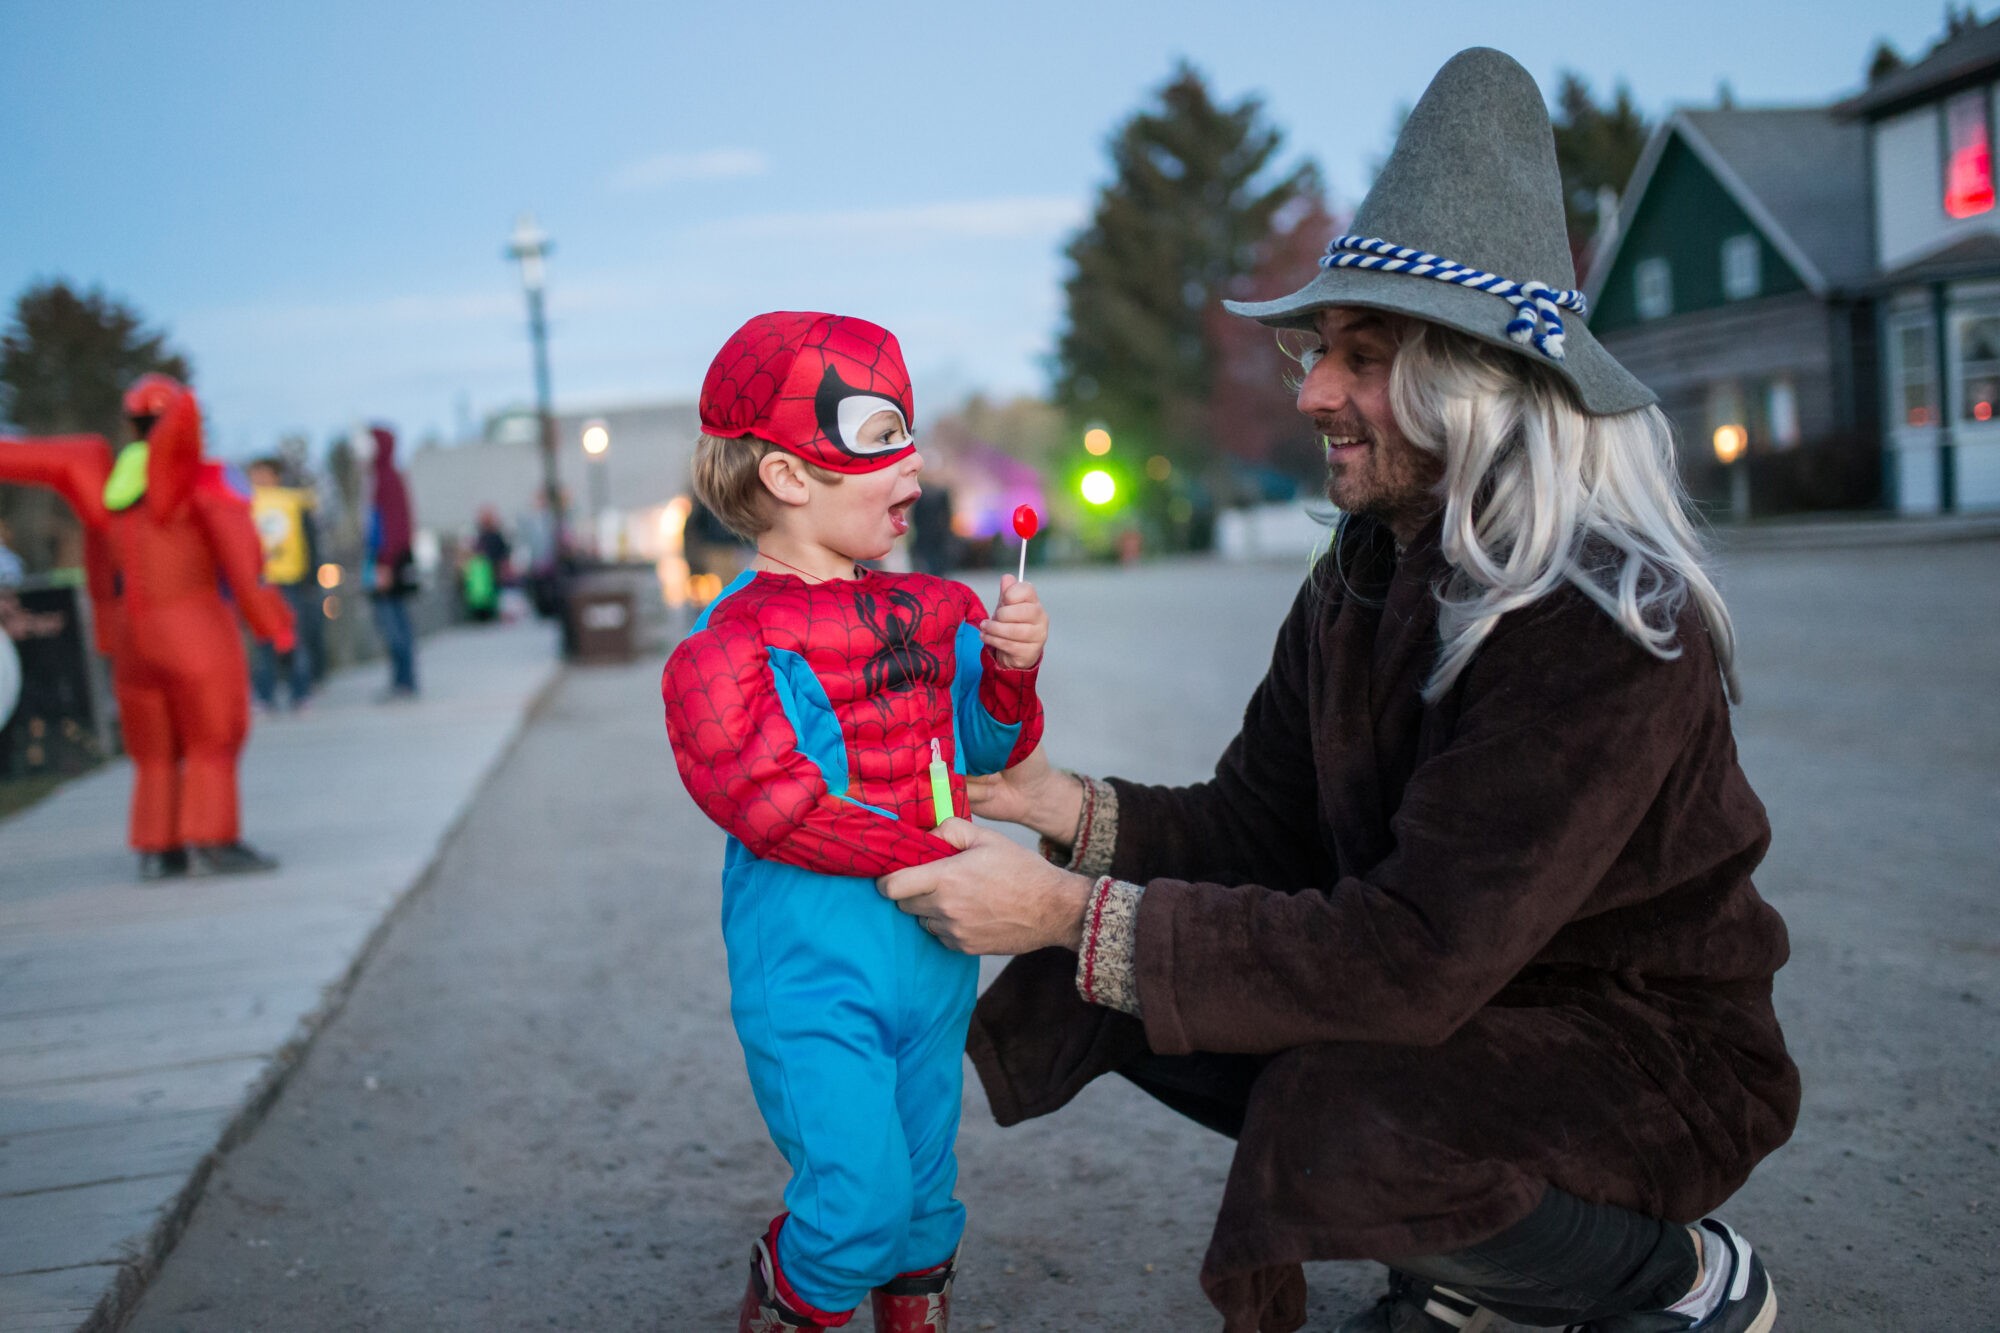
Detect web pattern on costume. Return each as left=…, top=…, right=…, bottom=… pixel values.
left=663, top=573, right=1043, bottom=881
left=701, top=316, right=808, bottom=438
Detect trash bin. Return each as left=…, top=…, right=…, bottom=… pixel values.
left=567, top=574, right=637, bottom=664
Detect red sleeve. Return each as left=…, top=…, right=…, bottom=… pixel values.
left=664, top=613, right=958, bottom=878
left=0, top=435, right=119, bottom=654
left=191, top=478, right=295, bottom=650
left=958, top=584, right=1044, bottom=769
left=0, top=435, right=112, bottom=529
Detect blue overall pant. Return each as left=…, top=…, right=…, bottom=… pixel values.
left=722, top=845, right=979, bottom=1312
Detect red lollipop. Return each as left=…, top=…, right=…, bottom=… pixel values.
left=1012, top=505, right=1039, bottom=581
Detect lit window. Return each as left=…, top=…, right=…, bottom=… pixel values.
left=1721, top=235, right=1760, bottom=300
left=1635, top=257, right=1673, bottom=319
left=1957, top=311, right=2000, bottom=424
left=1945, top=89, right=1995, bottom=219
left=1766, top=378, right=1800, bottom=449
left=1893, top=322, right=1936, bottom=427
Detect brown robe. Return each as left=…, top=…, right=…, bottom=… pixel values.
left=967, top=518, right=1800, bottom=1332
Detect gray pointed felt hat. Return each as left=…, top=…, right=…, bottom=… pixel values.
left=1224, top=47, right=1655, bottom=415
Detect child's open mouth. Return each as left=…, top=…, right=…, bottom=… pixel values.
left=889, top=493, right=919, bottom=535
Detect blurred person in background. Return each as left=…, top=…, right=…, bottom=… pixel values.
left=0, top=517, right=24, bottom=587
left=364, top=425, right=419, bottom=700
left=909, top=475, right=956, bottom=575
left=461, top=504, right=511, bottom=622
left=0, top=375, right=292, bottom=877
left=247, top=457, right=320, bottom=710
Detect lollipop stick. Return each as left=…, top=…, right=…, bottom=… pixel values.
left=1017, top=539, right=1028, bottom=583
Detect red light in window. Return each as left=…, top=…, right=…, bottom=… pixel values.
left=1978, top=401, right=1994, bottom=421
left=1907, top=406, right=1932, bottom=426
left=1946, top=92, right=1996, bottom=218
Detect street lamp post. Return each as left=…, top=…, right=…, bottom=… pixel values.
left=506, top=213, right=565, bottom=556
left=1712, top=423, right=1750, bottom=523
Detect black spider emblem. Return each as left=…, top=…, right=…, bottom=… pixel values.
left=855, top=586, right=944, bottom=708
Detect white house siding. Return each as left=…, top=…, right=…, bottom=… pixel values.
left=407, top=402, right=701, bottom=540
left=1875, top=90, right=2000, bottom=272
left=1955, top=439, right=2000, bottom=508
left=1892, top=442, right=1944, bottom=514
left=1882, top=284, right=2000, bottom=513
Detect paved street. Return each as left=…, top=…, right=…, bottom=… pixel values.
left=84, top=542, right=2000, bottom=1330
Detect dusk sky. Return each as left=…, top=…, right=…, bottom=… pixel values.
left=2, top=0, right=1939, bottom=458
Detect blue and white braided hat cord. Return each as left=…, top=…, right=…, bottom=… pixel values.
left=1319, top=235, right=1587, bottom=362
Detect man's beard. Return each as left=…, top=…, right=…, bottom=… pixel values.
left=1316, top=415, right=1442, bottom=527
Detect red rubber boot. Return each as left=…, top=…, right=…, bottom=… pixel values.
left=868, top=1250, right=956, bottom=1333
left=736, top=1215, right=854, bottom=1333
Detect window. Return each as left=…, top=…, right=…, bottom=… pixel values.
left=1721, top=235, right=1761, bottom=300
left=1958, top=310, right=2000, bottom=423
left=1945, top=88, right=1996, bottom=219
left=1635, top=257, right=1673, bottom=320
left=1766, top=378, right=1800, bottom=449
left=1893, top=321, right=1937, bottom=428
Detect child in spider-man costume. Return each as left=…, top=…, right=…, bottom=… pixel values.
left=662, top=312, right=1047, bottom=1333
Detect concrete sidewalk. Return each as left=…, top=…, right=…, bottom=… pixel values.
left=0, top=619, right=561, bottom=1331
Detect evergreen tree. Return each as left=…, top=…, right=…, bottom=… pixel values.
left=1550, top=73, right=1651, bottom=262
left=1867, top=41, right=1906, bottom=85
left=1208, top=192, right=1342, bottom=481
left=0, top=281, right=192, bottom=570
left=1053, top=64, right=1319, bottom=472
left=0, top=281, right=191, bottom=438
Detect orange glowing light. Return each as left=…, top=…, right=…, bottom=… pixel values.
left=1712, top=424, right=1748, bottom=465
left=1083, top=428, right=1112, bottom=456
left=1978, top=402, right=1994, bottom=422
left=687, top=572, right=724, bottom=606
left=317, top=562, right=342, bottom=589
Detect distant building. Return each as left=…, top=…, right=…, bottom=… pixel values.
left=1587, top=17, right=2000, bottom=517
left=1586, top=107, right=1878, bottom=515
left=406, top=400, right=700, bottom=551
left=1841, top=17, right=2000, bottom=512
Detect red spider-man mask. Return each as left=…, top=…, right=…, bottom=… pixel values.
left=699, top=311, right=916, bottom=474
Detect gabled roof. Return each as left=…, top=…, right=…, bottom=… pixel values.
left=1875, top=230, right=2000, bottom=288
left=1839, top=17, right=2000, bottom=120
left=1585, top=107, right=1871, bottom=304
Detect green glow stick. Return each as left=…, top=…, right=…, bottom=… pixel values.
left=928, top=738, right=954, bottom=825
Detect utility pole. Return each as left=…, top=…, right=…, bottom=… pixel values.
left=506, top=213, right=565, bottom=556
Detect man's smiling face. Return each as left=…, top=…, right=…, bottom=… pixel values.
left=1296, top=308, right=1443, bottom=539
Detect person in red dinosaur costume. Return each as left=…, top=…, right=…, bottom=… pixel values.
left=0, top=374, right=293, bottom=878
left=663, top=312, right=1048, bottom=1333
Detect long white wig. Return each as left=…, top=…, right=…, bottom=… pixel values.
left=1335, top=318, right=1740, bottom=704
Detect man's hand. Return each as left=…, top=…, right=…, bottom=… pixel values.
left=880, top=818, right=1092, bottom=956
left=965, top=743, right=1084, bottom=845
left=980, top=574, right=1046, bottom=671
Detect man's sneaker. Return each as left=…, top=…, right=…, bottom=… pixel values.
left=138, top=847, right=189, bottom=881
left=1570, top=1219, right=1776, bottom=1333
left=1336, top=1271, right=1495, bottom=1332
left=187, top=841, right=279, bottom=876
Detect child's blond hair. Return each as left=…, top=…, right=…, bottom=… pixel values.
left=691, top=433, right=844, bottom=540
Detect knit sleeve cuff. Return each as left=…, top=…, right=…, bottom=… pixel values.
left=1076, top=876, right=1144, bottom=1015
left=1038, top=773, right=1118, bottom=879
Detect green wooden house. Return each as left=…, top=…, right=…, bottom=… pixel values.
left=1585, top=108, right=1878, bottom=514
